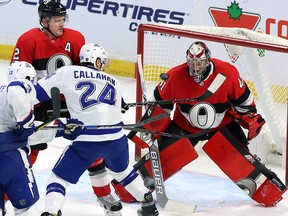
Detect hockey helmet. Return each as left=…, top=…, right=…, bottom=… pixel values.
left=79, top=43, right=110, bottom=71
left=8, top=61, right=37, bottom=84
left=186, top=41, right=211, bottom=83
left=38, top=0, right=67, bottom=21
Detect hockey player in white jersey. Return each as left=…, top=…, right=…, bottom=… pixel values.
left=0, top=61, right=40, bottom=216
left=35, top=43, right=159, bottom=216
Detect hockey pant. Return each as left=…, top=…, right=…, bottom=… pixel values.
left=202, top=126, right=287, bottom=207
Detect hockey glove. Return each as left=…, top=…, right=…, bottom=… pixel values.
left=121, top=97, right=129, bottom=114
left=14, top=123, right=35, bottom=138
left=231, top=111, right=266, bottom=141
left=56, top=118, right=85, bottom=140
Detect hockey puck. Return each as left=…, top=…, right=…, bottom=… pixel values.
left=159, top=73, right=169, bottom=81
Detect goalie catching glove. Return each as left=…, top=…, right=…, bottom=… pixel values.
left=56, top=118, right=85, bottom=140
left=230, top=110, right=266, bottom=141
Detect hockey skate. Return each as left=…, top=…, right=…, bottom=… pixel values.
left=137, top=192, right=159, bottom=216
left=40, top=210, right=62, bottom=216
left=97, top=194, right=123, bottom=216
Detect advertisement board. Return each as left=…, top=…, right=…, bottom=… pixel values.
left=0, top=0, right=287, bottom=76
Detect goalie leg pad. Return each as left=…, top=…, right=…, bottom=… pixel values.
left=113, top=138, right=198, bottom=203
left=143, top=138, right=198, bottom=181
left=202, top=127, right=287, bottom=207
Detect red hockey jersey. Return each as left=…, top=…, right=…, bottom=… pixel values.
left=11, top=28, right=85, bottom=79
left=155, top=58, right=255, bottom=134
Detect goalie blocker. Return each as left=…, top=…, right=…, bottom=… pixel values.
left=112, top=105, right=199, bottom=202
left=203, top=127, right=287, bottom=207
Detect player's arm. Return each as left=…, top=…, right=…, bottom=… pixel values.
left=7, top=81, right=35, bottom=137
left=228, top=73, right=265, bottom=140
left=34, top=67, right=66, bottom=103
left=151, top=77, right=175, bottom=114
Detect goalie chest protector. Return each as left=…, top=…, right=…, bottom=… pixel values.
left=202, top=127, right=287, bottom=207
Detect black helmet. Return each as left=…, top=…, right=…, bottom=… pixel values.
left=38, top=0, right=66, bottom=21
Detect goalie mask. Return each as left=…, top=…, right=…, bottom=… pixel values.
left=8, top=61, right=37, bottom=85
left=186, top=41, right=211, bottom=83
left=79, top=43, right=110, bottom=71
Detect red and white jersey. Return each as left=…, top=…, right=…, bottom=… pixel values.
left=154, top=58, right=256, bottom=134
left=11, top=28, right=85, bottom=79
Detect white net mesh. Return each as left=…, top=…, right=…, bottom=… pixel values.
left=137, top=23, right=288, bottom=158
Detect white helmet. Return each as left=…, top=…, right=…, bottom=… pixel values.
left=186, top=41, right=211, bottom=83
left=7, top=61, right=37, bottom=84
left=79, top=43, right=109, bottom=71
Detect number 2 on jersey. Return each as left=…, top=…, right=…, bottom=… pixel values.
left=76, top=81, right=116, bottom=109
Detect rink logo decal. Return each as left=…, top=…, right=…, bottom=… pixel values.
left=0, top=0, right=11, bottom=6
left=209, top=1, right=261, bottom=62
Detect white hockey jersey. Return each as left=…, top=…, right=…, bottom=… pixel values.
left=0, top=79, right=36, bottom=151
left=35, top=65, right=125, bottom=142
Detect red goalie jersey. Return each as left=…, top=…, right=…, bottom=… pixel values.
left=153, top=58, right=256, bottom=134
left=11, top=28, right=85, bottom=79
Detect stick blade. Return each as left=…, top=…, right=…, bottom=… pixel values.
left=164, top=199, right=197, bottom=213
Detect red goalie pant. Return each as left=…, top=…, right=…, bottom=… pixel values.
left=203, top=127, right=287, bottom=207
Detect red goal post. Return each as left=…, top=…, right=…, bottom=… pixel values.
left=135, top=23, right=288, bottom=182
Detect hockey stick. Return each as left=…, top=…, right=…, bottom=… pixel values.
left=41, top=112, right=169, bottom=130
left=149, top=139, right=197, bottom=213
left=124, top=73, right=227, bottom=109
left=128, top=127, right=210, bottom=139
left=137, top=54, right=148, bottom=107
left=35, top=87, right=61, bottom=132
left=137, top=54, right=198, bottom=212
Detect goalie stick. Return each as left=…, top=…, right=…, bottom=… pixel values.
left=137, top=54, right=148, bottom=107
left=149, top=139, right=197, bottom=213
left=137, top=54, right=204, bottom=213
left=35, top=87, right=61, bottom=132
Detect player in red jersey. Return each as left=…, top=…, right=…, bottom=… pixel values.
left=9, top=1, right=121, bottom=215
left=115, top=41, right=287, bottom=207
left=11, top=3, right=84, bottom=79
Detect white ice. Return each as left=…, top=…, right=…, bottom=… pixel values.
left=1, top=60, right=287, bottom=216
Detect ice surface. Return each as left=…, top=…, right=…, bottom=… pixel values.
left=1, top=60, right=287, bottom=216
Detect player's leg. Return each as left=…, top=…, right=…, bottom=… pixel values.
left=40, top=172, right=68, bottom=216
left=41, top=142, right=121, bottom=216
left=14, top=204, right=39, bottom=216
left=0, top=186, right=6, bottom=216
left=88, top=158, right=122, bottom=216
left=40, top=145, right=88, bottom=215
left=203, top=122, right=287, bottom=207
left=1, top=102, right=52, bottom=209
left=3, top=148, right=40, bottom=216
left=103, top=136, right=159, bottom=216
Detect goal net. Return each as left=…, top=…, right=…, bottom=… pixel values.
left=135, top=23, right=288, bottom=170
